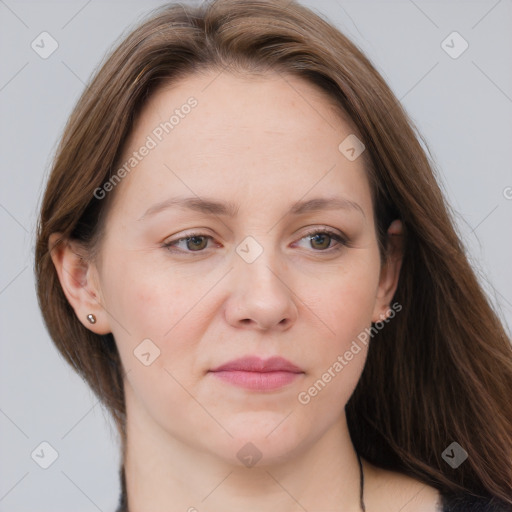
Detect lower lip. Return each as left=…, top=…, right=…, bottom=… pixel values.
left=210, top=370, right=302, bottom=391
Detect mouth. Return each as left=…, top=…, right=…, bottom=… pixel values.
left=208, top=356, right=305, bottom=391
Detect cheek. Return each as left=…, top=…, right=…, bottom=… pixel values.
left=295, top=251, right=380, bottom=403
left=312, top=252, right=381, bottom=348
left=99, top=248, right=195, bottom=338
left=99, top=250, right=231, bottom=404
left=104, top=264, right=206, bottom=434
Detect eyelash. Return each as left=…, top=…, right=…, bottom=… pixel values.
left=162, top=227, right=348, bottom=255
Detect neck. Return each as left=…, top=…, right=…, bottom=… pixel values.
left=124, top=396, right=363, bottom=512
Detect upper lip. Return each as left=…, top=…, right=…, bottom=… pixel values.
left=210, top=356, right=303, bottom=373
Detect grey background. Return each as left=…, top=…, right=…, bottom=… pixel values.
left=1, top=0, right=511, bottom=510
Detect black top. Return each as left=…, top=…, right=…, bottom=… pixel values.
left=440, top=492, right=512, bottom=511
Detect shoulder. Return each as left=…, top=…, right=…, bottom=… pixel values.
left=362, top=459, right=441, bottom=512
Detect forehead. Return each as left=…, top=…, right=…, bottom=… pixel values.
left=111, top=70, right=372, bottom=220
left=130, top=69, right=356, bottom=155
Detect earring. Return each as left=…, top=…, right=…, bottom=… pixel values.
left=87, top=314, right=97, bottom=324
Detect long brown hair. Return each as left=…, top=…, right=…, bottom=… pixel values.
left=35, top=0, right=512, bottom=504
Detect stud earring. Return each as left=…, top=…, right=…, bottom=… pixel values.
left=87, top=314, right=97, bottom=324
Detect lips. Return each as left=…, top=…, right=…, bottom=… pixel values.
left=211, top=356, right=303, bottom=373
left=209, top=356, right=304, bottom=391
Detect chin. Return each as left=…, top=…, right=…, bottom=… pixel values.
left=204, top=412, right=314, bottom=468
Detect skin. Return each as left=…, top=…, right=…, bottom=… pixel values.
left=50, top=70, right=440, bottom=511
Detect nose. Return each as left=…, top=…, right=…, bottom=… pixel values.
left=224, top=247, right=299, bottom=331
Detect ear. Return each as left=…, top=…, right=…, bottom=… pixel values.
left=48, top=233, right=111, bottom=334
left=371, top=220, right=404, bottom=322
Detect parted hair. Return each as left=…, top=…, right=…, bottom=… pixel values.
left=35, top=0, right=512, bottom=505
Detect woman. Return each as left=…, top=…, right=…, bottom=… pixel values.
left=34, top=0, right=512, bottom=510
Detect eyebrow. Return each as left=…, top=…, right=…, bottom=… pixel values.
left=138, top=195, right=365, bottom=221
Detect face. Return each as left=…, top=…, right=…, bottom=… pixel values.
left=71, top=71, right=400, bottom=465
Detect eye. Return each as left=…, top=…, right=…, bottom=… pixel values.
left=163, top=233, right=215, bottom=253
left=162, top=227, right=348, bottom=255
left=294, top=228, right=347, bottom=252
